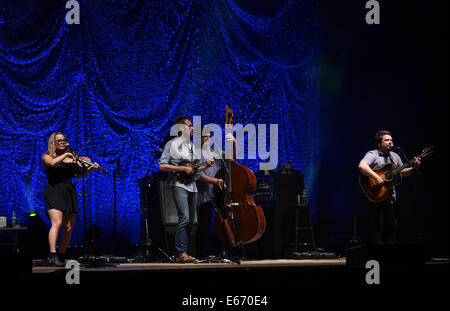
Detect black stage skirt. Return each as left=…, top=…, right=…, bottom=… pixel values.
left=45, top=180, right=78, bottom=215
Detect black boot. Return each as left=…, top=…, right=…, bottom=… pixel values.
left=47, top=252, right=65, bottom=267
left=57, top=252, right=66, bottom=263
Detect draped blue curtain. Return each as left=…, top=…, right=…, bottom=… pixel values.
left=0, top=0, right=319, bottom=245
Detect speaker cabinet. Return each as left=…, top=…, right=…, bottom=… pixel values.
left=157, top=178, right=180, bottom=225
left=273, top=171, right=305, bottom=256
left=249, top=170, right=305, bottom=258
left=139, top=172, right=197, bottom=255
left=346, top=244, right=426, bottom=268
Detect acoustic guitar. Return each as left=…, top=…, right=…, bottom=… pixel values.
left=359, top=146, right=433, bottom=202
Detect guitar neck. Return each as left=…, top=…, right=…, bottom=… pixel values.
left=390, top=160, right=412, bottom=175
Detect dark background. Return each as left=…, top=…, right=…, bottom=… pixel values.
left=318, top=0, right=448, bottom=257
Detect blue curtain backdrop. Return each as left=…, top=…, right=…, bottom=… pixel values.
left=0, top=0, right=319, bottom=245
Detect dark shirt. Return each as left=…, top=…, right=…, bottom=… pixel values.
left=197, top=147, right=224, bottom=205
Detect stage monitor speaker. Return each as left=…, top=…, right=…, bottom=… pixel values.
left=346, top=244, right=426, bottom=268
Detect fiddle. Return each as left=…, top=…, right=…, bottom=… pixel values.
left=77, top=156, right=108, bottom=173
left=65, top=143, right=108, bottom=173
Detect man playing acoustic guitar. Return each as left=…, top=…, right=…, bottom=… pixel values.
left=358, top=130, right=421, bottom=245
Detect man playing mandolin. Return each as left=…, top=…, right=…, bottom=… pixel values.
left=358, top=130, right=421, bottom=245
left=159, top=116, right=214, bottom=263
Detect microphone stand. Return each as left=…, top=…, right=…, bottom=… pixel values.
left=394, top=146, right=409, bottom=162
left=396, top=146, right=421, bottom=176
left=69, top=144, right=114, bottom=267
left=79, top=159, right=93, bottom=261
left=350, top=216, right=361, bottom=245
left=69, top=149, right=92, bottom=261
left=112, top=157, right=120, bottom=255
left=394, top=146, right=423, bottom=244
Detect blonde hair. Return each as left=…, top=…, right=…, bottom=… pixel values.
left=45, top=132, right=67, bottom=158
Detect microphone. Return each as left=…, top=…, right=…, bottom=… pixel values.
left=65, top=143, right=75, bottom=153
left=389, top=144, right=400, bottom=152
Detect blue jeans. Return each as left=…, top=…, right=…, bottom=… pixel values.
left=172, top=186, right=197, bottom=256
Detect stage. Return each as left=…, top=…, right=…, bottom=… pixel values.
left=33, top=258, right=347, bottom=273
left=27, top=257, right=448, bottom=295
left=0, top=1, right=448, bottom=303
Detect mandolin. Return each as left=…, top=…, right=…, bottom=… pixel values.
left=173, top=159, right=208, bottom=185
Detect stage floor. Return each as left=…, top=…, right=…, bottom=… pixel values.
left=27, top=257, right=448, bottom=295
left=32, top=258, right=347, bottom=274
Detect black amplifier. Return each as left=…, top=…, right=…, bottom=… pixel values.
left=254, top=176, right=274, bottom=206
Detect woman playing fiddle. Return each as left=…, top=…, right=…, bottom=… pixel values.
left=42, top=132, right=99, bottom=266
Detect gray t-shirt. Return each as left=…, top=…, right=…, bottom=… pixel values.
left=158, top=136, right=200, bottom=192
left=362, top=149, right=403, bottom=169
left=361, top=149, right=403, bottom=200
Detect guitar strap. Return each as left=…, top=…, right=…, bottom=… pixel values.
left=389, top=152, right=397, bottom=168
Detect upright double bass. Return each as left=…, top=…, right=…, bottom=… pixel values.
left=213, top=106, right=266, bottom=247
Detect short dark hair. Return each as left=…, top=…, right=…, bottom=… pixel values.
left=375, top=130, right=392, bottom=146
left=174, top=116, right=190, bottom=125
left=173, top=116, right=190, bottom=137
